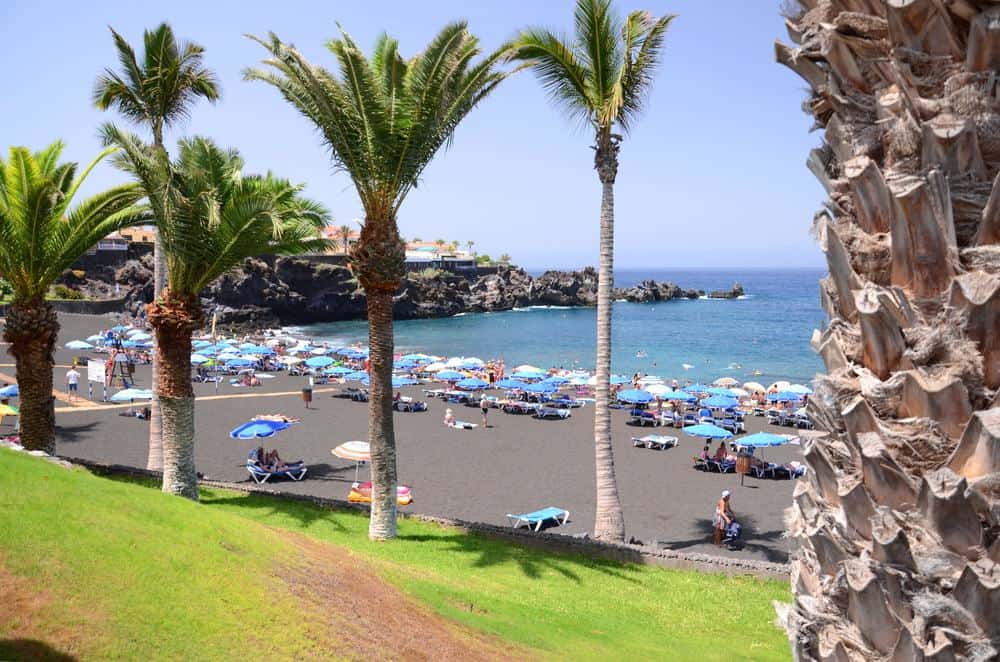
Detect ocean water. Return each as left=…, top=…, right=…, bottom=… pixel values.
left=297, top=268, right=828, bottom=385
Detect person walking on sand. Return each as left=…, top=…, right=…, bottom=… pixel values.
left=65, top=365, right=81, bottom=403
left=713, top=490, right=734, bottom=546
left=480, top=395, right=489, bottom=428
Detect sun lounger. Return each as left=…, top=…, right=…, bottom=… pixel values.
left=632, top=435, right=678, bottom=450
left=350, top=390, right=369, bottom=402
left=707, top=458, right=736, bottom=473
left=534, top=407, right=570, bottom=420
left=393, top=399, right=427, bottom=412
left=766, top=409, right=781, bottom=425
left=503, top=402, right=539, bottom=415
left=506, top=507, right=569, bottom=532
left=628, top=409, right=659, bottom=427
left=422, top=388, right=446, bottom=398
left=749, top=462, right=777, bottom=479
left=448, top=420, right=478, bottom=429
left=692, top=455, right=709, bottom=471
left=246, top=450, right=307, bottom=484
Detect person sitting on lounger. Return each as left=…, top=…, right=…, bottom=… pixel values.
left=444, top=408, right=456, bottom=427
left=713, top=441, right=729, bottom=461
left=700, top=445, right=711, bottom=461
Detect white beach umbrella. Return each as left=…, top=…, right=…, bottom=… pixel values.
left=514, top=365, right=542, bottom=373
left=444, top=357, right=465, bottom=368
left=768, top=380, right=791, bottom=392
left=713, top=377, right=739, bottom=387
left=729, top=387, right=750, bottom=397
left=423, top=362, right=446, bottom=372
left=786, top=384, right=813, bottom=394
left=742, top=381, right=766, bottom=393
left=277, top=356, right=302, bottom=365
left=586, top=375, right=598, bottom=386
left=332, top=440, right=371, bottom=482
left=638, top=375, right=663, bottom=386
left=310, top=347, right=330, bottom=355
left=65, top=340, right=94, bottom=350
left=646, top=384, right=672, bottom=396
left=462, top=357, right=484, bottom=366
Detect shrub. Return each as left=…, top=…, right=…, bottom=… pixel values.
left=475, top=254, right=492, bottom=265
left=0, top=278, right=13, bottom=299
left=52, top=284, right=84, bottom=300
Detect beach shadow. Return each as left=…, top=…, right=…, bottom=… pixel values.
left=54, top=421, right=99, bottom=444
left=398, top=531, right=640, bottom=585
left=659, top=515, right=789, bottom=564
left=0, top=639, right=77, bottom=661
left=297, top=462, right=354, bottom=483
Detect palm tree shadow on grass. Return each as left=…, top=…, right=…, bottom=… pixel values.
left=398, top=531, right=642, bottom=585
left=662, top=516, right=789, bottom=564
left=0, top=638, right=77, bottom=661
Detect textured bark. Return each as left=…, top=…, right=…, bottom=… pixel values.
left=592, top=131, right=626, bottom=543
left=148, top=290, right=201, bottom=500
left=353, top=211, right=405, bottom=541
left=3, top=299, right=57, bottom=453
left=147, top=133, right=168, bottom=473
left=777, top=2, right=1000, bottom=659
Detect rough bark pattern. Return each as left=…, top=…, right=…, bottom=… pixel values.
left=777, top=2, right=1000, bottom=660
left=365, top=286, right=399, bottom=541
left=3, top=299, right=57, bottom=453
left=592, top=133, right=626, bottom=543
left=354, top=212, right=404, bottom=541
left=147, top=132, right=168, bottom=474
left=148, top=291, right=202, bottom=500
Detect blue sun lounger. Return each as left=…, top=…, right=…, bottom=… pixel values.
left=246, top=450, right=307, bottom=484
left=506, top=507, right=570, bottom=531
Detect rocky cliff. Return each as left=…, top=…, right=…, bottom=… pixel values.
left=58, top=257, right=745, bottom=327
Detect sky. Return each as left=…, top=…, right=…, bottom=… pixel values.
left=1, top=0, right=825, bottom=270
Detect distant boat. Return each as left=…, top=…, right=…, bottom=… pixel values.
left=636, top=350, right=647, bottom=358
left=751, top=369, right=763, bottom=376
left=682, top=363, right=694, bottom=370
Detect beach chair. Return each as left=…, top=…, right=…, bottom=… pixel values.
left=628, top=408, right=657, bottom=427
left=752, top=406, right=766, bottom=417
left=245, top=450, right=307, bottom=484
left=632, top=435, right=678, bottom=450
left=683, top=413, right=698, bottom=427
left=393, top=399, right=427, bottom=412
left=692, top=455, right=709, bottom=471
left=422, top=388, right=446, bottom=398
left=749, top=462, right=777, bottom=479
left=534, top=407, right=570, bottom=420
left=506, top=507, right=569, bottom=532
left=351, top=390, right=369, bottom=402
left=448, top=420, right=478, bottom=429
left=766, top=409, right=781, bottom=425
left=503, top=402, right=537, bottom=415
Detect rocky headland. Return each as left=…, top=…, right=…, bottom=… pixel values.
left=58, top=256, right=744, bottom=328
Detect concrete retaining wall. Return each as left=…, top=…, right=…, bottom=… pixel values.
left=69, top=456, right=791, bottom=582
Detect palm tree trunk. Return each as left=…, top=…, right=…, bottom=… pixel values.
left=366, top=285, right=398, bottom=540
left=147, top=134, right=167, bottom=472
left=593, top=134, right=625, bottom=543
left=148, top=291, right=201, bottom=500
left=3, top=299, right=58, bottom=454
left=776, top=3, right=1000, bottom=658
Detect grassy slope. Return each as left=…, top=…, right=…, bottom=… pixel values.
left=0, top=449, right=790, bottom=660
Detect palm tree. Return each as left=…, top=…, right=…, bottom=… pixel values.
left=0, top=142, right=148, bottom=453
left=775, top=3, right=1000, bottom=658
left=104, top=128, right=329, bottom=499
left=499, top=253, right=512, bottom=264
left=335, top=224, right=353, bottom=254
left=513, top=0, right=674, bottom=542
left=466, top=240, right=475, bottom=257
left=247, top=23, right=508, bottom=539
left=434, top=239, right=447, bottom=253
left=93, top=22, right=220, bottom=472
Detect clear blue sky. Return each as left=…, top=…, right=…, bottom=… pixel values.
left=1, top=0, right=824, bottom=270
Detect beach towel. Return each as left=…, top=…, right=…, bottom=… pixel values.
left=448, top=421, right=478, bottom=429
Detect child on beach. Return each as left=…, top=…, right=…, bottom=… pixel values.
left=444, top=408, right=456, bottom=427
left=480, top=396, right=489, bottom=428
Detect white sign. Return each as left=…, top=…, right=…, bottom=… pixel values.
left=87, top=360, right=105, bottom=384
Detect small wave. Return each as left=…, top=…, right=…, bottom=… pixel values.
left=452, top=312, right=468, bottom=317
left=737, top=295, right=750, bottom=300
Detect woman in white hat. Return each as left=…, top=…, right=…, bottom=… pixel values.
left=713, top=490, right=734, bottom=546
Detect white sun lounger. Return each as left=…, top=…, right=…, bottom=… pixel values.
left=631, top=435, right=679, bottom=450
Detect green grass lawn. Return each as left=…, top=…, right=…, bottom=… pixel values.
left=0, top=449, right=790, bottom=660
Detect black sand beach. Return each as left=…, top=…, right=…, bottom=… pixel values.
left=16, top=313, right=803, bottom=563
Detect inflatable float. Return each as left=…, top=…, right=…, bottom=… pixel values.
left=348, top=481, right=413, bottom=506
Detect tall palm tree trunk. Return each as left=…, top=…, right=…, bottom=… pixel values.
left=148, top=291, right=201, bottom=500
left=366, top=285, right=398, bottom=540
left=776, top=3, right=999, bottom=658
left=147, top=134, right=167, bottom=472
left=3, top=299, right=58, bottom=454
left=593, top=134, right=625, bottom=542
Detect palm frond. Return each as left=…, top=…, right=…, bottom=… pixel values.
left=512, top=30, right=593, bottom=126
left=616, top=12, right=675, bottom=133
left=574, top=0, right=622, bottom=123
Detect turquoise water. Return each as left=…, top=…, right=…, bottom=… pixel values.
left=298, top=268, right=827, bottom=384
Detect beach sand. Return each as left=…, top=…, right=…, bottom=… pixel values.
left=12, top=313, right=802, bottom=563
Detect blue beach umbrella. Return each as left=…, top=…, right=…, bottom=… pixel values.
left=0, top=384, right=19, bottom=398
left=225, top=358, right=254, bottom=368
left=617, top=389, right=654, bottom=404
left=394, top=359, right=418, bottom=370
left=495, top=378, right=528, bottom=390
left=65, top=340, right=94, bottom=350
left=111, top=325, right=130, bottom=332
left=706, top=386, right=737, bottom=396
left=661, top=390, right=697, bottom=402
left=401, top=353, right=432, bottom=362
left=541, top=375, right=569, bottom=385
left=345, top=370, right=370, bottom=381
left=701, top=395, right=739, bottom=408
left=128, top=332, right=152, bottom=341
left=242, top=345, right=274, bottom=355
left=768, top=391, right=804, bottom=402
left=325, top=366, right=353, bottom=375
left=229, top=419, right=290, bottom=439
left=511, top=369, right=545, bottom=380
left=683, top=423, right=734, bottom=439
left=87, top=334, right=105, bottom=343
left=190, top=354, right=210, bottom=365
left=392, top=375, right=419, bottom=388
left=523, top=381, right=557, bottom=394
left=304, top=356, right=335, bottom=368
left=786, top=384, right=813, bottom=395
left=110, top=388, right=153, bottom=402
left=683, top=383, right=711, bottom=393
left=738, top=432, right=789, bottom=448
left=610, top=375, right=631, bottom=385
left=192, top=340, right=212, bottom=348
left=455, top=377, right=488, bottom=390
left=436, top=370, right=465, bottom=381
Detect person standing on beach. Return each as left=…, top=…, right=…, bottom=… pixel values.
left=480, top=395, right=489, bottom=428
left=65, top=366, right=81, bottom=403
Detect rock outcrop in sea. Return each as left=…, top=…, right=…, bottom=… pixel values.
left=58, top=258, right=745, bottom=327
